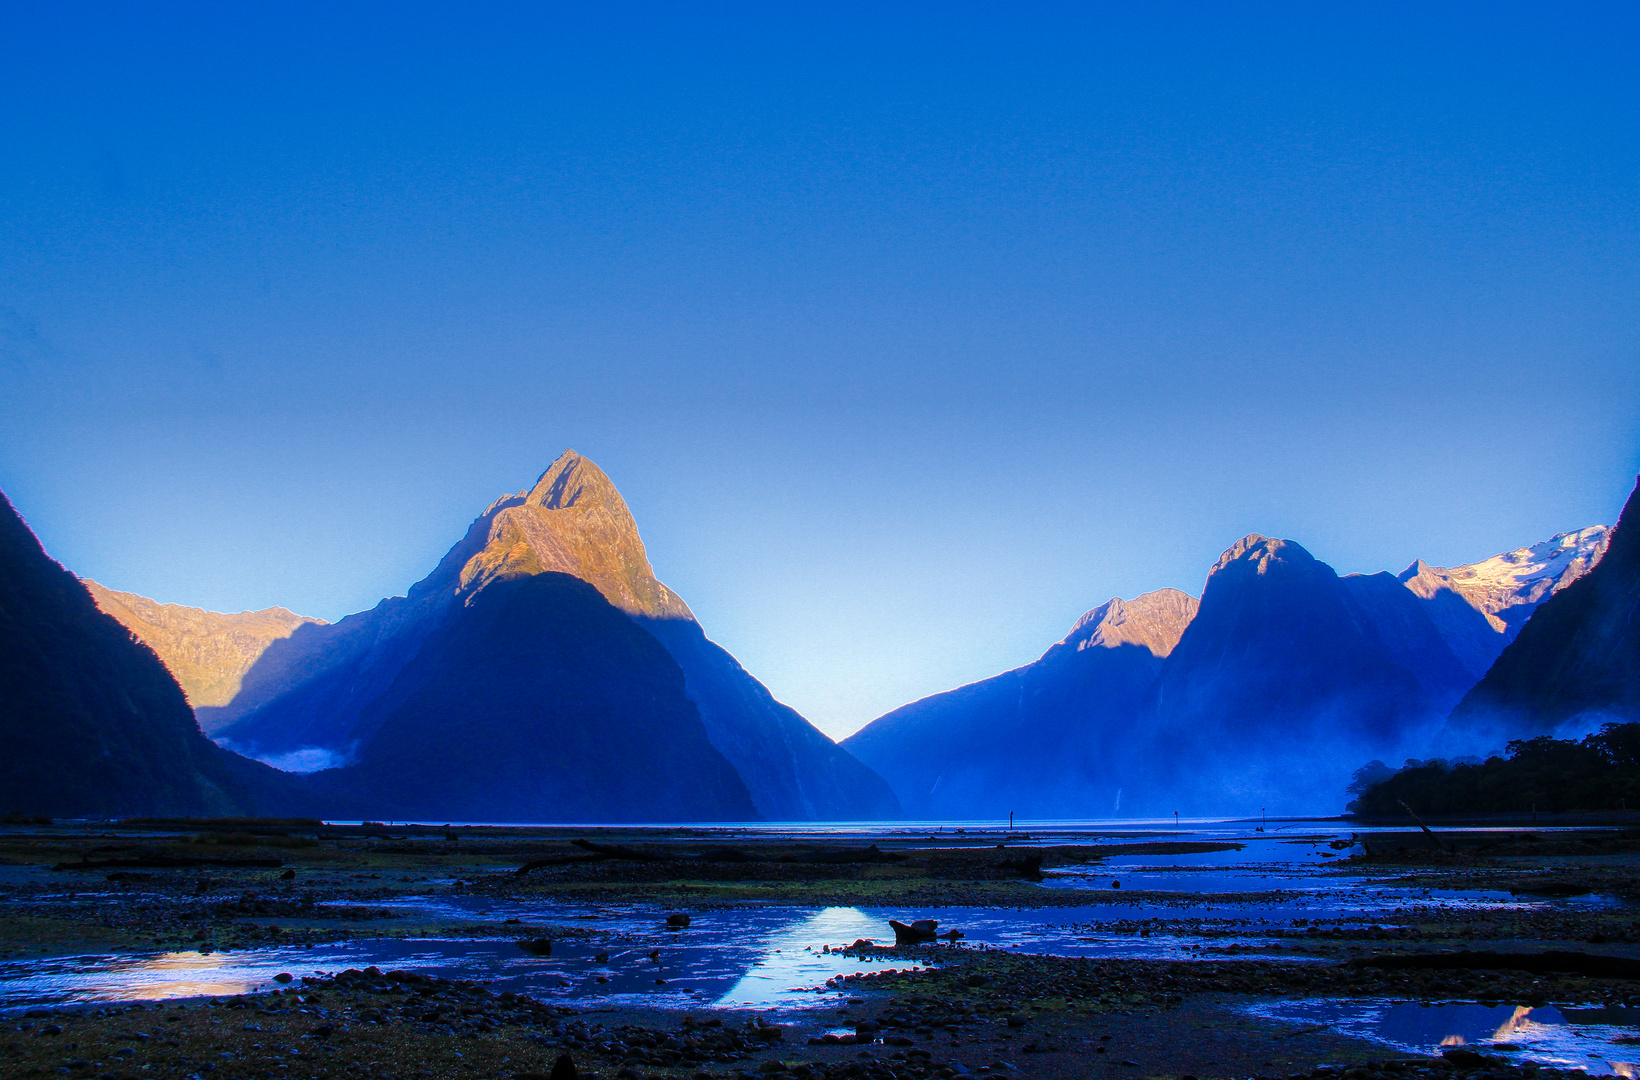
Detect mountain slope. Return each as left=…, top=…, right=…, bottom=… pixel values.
left=0, top=491, right=290, bottom=817
left=1398, top=526, right=1610, bottom=679
left=84, top=581, right=322, bottom=722
left=843, top=589, right=1198, bottom=819
left=1336, top=571, right=1475, bottom=710
left=217, top=451, right=899, bottom=820
left=1445, top=477, right=1640, bottom=742
left=1138, top=535, right=1453, bottom=814
left=308, top=573, right=757, bottom=823
left=639, top=618, right=901, bottom=820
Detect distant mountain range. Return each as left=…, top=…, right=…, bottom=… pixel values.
left=84, top=582, right=323, bottom=713
left=844, top=522, right=1611, bottom=818
left=4, top=451, right=1629, bottom=823
left=67, top=452, right=899, bottom=822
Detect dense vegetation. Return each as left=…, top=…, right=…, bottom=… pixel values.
left=1349, top=722, right=1640, bottom=817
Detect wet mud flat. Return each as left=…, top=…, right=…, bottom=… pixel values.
left=1, top=947, right=1629, bottom=1080
left=7, top=820, right=1640, bottom=1079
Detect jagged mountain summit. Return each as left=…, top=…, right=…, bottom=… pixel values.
left=214, top=451, right=900, bottom=821
left=848, top=518, right=1608, bottom=819
left=1398, top=526, right=1609, bottom=679
left=1445, top=477, right=1640, bottom=744
left=0, top=491, right=289, bottom=817
left=843, top=589, right=1198, bottom=819
left=1138, top=535, right=1472, bottom=814
left=83, top=582, right=323, bottom=717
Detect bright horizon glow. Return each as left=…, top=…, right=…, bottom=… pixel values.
left=2, top=4, right=1637, bottom=740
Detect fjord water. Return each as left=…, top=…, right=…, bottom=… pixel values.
left=4, top=818, right=1631, bottom=1032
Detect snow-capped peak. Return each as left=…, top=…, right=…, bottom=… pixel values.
left=1438, top=525, right=1610, bottom=615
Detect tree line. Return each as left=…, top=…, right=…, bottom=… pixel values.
left=1348, top=722, right=1640, bottom=817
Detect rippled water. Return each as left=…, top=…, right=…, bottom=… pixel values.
left=1245, top=999, right=1640, bottom=1075
left=0, top=907, right=927, bottom=1014
left=1, top=821, right=1623, bottom=1016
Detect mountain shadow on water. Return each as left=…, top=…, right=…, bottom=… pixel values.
left=305, top=573, right=758, bottom=823
left=1445, top=476, right=1640, bottom=746
left=0, top=491, right=291, bottom=818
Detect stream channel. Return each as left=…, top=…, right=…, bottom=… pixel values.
left=4, top=819, right=1637, bottom=1070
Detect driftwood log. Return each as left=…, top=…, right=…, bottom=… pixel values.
left=890, top=919, right=940, bottom=945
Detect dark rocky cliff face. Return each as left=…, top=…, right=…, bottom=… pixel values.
left=843, top=590, right=1197, bottom=819
left=307, top=574, right=757, bottom=823
left=214, top=451, right=897, bottom=820
left=1446, top=476, right=1640, bottom=743
left=0, top=491, right=289, bottom=818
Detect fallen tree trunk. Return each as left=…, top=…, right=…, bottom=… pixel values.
left=1397, top=799, right=1454, bottom=852
left=1351, top=950, right=1640, bottom=979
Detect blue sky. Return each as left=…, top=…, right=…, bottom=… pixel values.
left=2, top=2, right=1637, bottom=738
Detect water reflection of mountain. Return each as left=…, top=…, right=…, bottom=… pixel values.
left=1249, top=999, right=1640, bottom=1077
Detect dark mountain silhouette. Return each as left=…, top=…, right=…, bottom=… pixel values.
left=214, top=452, right=899, bottom=820
left=1137, top=535, right=1466, bottom=814
left=1446, top=476, right=1640, bottom=744
left=637, top=617, right=898, bottom=820
left=846, top=528, right=1543, bottom=819
left=0, top=490, right=290, bottom=818
left=843, top=590, right=1197, bottom=819
left=307, top=573, right=756, bottom=823
left=1335, top=571, right=1476, bottom=709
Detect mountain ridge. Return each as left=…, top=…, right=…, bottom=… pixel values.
left=213, top=450, right=900, bottom=821
left=84, top=581, right=324, bottom=718
left=846, top=520, right=1607, bottom=818
left=1444, top=478, right=1640, bottom=744
left=0, top=491, right=292, bottom=817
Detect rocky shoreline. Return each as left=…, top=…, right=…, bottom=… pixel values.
left=5, top=821, right=1640, bottom=1079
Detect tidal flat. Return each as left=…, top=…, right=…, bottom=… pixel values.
left=5, top=819, right=1640, bottom=1080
